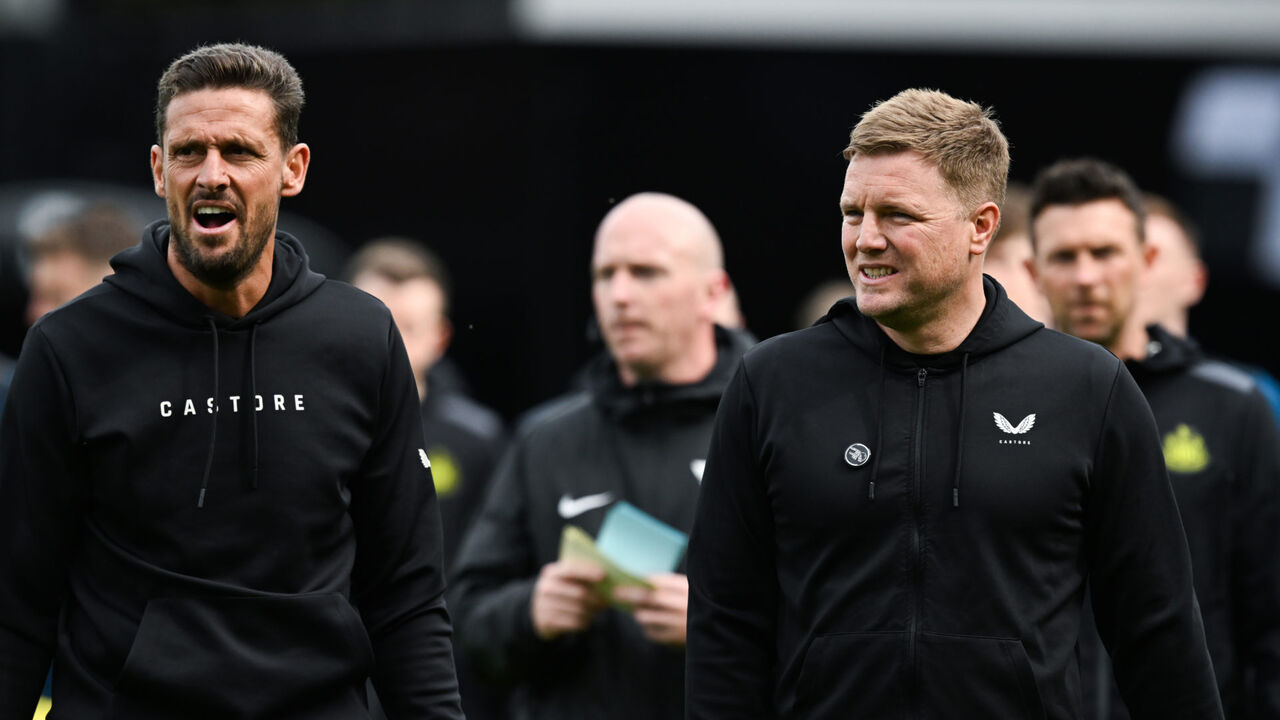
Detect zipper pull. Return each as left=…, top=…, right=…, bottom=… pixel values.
left=917, top=368, right=927, bottom=387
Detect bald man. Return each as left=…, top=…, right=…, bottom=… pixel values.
left=450, top=193, right=753, bottom=719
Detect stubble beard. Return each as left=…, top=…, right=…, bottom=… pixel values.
left=169, top=200, right=275, bottom=291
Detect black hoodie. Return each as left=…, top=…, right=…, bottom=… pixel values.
left=450, top=326, right=752, bottom=719
left=686, top=278, right=1222, bottom=720
left=0, top=221, right=462, bottom=719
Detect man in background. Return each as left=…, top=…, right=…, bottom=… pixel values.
left=1133, top=192, right=1280, bottom=420
left=346, top=237, right=507, bottom=720
left=22, top=202, right=141, bottom=326
left=984, top=182, right=1053, bottom=325
left=346, top=238, right=505, bottom=570
left=1029, top=158, right=1280, bottom=719
left=451, top=192, right=751, bottom=718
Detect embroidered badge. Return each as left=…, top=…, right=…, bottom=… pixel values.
left=1163, top=424, right=1210, bottom=474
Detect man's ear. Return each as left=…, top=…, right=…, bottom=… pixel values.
left=970, top=201, right=1000, bottom=256
left=1142, top=239, right=1159, bottom=271
left=281, top=143, right=310, bottom=197
left=434, top=317, right=454, bottom=360
left=1188, top=259, right=1208, bottom=308
left=1024, top=256, right=1040, bottom=286
left=150, top=145, right=165, bottom=198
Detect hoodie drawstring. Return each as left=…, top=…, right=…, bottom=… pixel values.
left=198, top=317, right=220, bottom=508
left=249, top=323, right=261, bottom=490
left=196, top=319, right=264, bottom=506
left=952, top=353, right=970, bottom=508
left=867, top=344, right=887, bottom=500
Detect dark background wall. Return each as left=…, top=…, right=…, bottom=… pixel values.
left=2, top=5, right=1277, bottom=420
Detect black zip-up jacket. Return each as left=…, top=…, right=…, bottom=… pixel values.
left=0, top=221, right=462, bottom=719
left=1080, top=325, right=1280, bottom=719
left=686, top=277, right=1222, bottom=720
left=450, top=327, right=751, bottom=720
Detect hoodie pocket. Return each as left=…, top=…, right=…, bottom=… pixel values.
left=793, top=631, right=908, bottom=719
left=109, top=593, right=374, bottom=720
left=917, top=632, right=1046, bottom=720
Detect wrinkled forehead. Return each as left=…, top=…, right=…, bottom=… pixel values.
left=162, top=86, right=283, bottom=147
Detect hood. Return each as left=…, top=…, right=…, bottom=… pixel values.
left=821, top=275, right=1043, bottom=369
left=104, top=219, right=327, bottom=507
left=587, top=325, right=754, bottom=421
left=1128, top=324, right=1200, bottom=376
left=817, top=275, right=1043, bottom=507
left=105, top=219, right=327, bottom=328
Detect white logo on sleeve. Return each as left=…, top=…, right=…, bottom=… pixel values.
left=994, top=412, right=1036, bottom=445
left=557, top=491, right=615, bottom=519
left=419, top=448, right=431, bottom=469
left=690, top=459, right=706, bottom=483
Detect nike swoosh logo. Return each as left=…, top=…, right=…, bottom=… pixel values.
left=557, top=491, right=615, bottom=519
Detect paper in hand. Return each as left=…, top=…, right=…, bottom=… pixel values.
left=558, top=524, right=653, bottom=605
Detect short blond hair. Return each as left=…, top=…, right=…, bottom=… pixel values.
left=844, top=88, right=1009, bottom=213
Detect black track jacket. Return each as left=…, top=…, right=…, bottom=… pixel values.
left=686, top=277, right=1222, bottom=720
left=450, top=327, right=751, bottom=719
left=0, top=222, right=462, bottom=719
left=1081, top=326, right=1280, bottom=719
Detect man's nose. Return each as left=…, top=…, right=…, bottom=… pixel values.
left=1072, top=255, right=1101, bottom=286
left=196, top=150, right=229, bottom=191
left=607, top=271, right=635, bottom=304
left=854, top=214, right=886, bottom=252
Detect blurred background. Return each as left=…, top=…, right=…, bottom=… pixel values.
left=3, top=0, right=1280, bottom=420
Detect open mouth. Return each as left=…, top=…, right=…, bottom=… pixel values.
left=194, top=206, right=237, bottom=230
left=863, top=267, right=897, bottom=279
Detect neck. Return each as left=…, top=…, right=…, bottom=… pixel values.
left=168, top=237, right=275, bottom=320
left=1160, top=312, right=1189, bottom=339
left=618, top=326, right=718, bottom=387
left=1109, top=318, right=1153, bottom=361
left=879, top=278, right=987, bottom=355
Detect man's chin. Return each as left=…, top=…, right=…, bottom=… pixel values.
left=1063, top=322, right=1113, bottom=347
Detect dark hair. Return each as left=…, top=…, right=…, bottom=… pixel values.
left=1029, top=158, right=1145, bottom=247
left=343, top=238, right=452, bottom=313
left=155, top=43, right=304, bottom=150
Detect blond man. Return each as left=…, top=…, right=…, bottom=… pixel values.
left=686, top=89, right=1220, bottom=719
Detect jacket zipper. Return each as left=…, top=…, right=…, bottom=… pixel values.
left=909, top=367, right=927, bottom=720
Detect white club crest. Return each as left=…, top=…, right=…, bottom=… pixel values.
left=993, top=412, right=1036, bottom=435
left=844, top=443, right=871, bottom=467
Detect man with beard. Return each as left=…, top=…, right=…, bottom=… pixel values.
left=1028, top=159, right=1280, bottom=719
left=0, top=43, right=463, bottom=719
